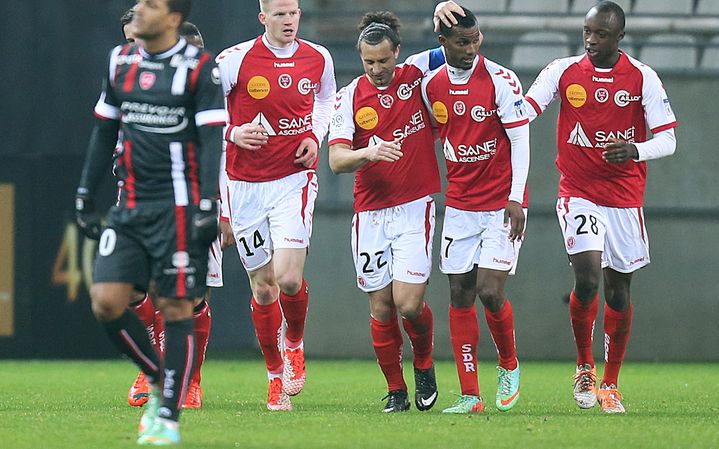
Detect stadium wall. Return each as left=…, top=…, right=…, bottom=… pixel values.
left=0, top=1, right=716, bottom=360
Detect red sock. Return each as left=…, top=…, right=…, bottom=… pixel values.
left=279, top=279, right=309, bottom=347
left=484, top=299, right=518, bottom=370
left=129, top=294, right=164, bottom=355
left=401, top=302, right=434, bottom=370
left=569, top=291, right=598, bottom=367
left=602, top=303, right=633, bottom=388
left=250, top=297, right=283, bottom=373
left=370, top=315, right=407, bottom=392
left=449, top=305, right=480, bottom=396
left=190, top=300, right=212, bottom=385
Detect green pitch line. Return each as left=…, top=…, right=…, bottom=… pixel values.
left=0, top=360, right=717, bottom=449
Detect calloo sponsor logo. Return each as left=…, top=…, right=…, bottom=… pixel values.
left=247, top=75, right=270, bottom=99
left=139, top=71, right=156, bottom=90
left=566, top=84, right=587, bottom=108
left=432, top=101, right=448, bottom=124
left=614, top=90, right=641, bottom=107
left=595, top=88, right=609, bottom=103
left=298, top=77, right=317, bottom=95
left=470, top=105, right=496, bottom=122
left=378, top=94, right=394, bottom=109
left=355, top=106, right=379, bottom=130
left=396, top=77, right=422, bottom=100
left=278, top=73, right=292, bottom=89
left=453, top=101, right=466, bottom=116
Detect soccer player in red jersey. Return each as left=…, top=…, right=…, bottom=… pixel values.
left=524, top=1, right=677, bottom=413
left=75, top=0, right=225, bottom=443
left=328, top=4, right=460, bottom=413
left=423, top=4, right=529, bottom=414
left=216, top=0, right=336, bottom=411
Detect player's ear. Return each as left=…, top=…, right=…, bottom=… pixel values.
left=258, top=11, right=266, bottom=25
left=394, top=43, right=401, bottom=59
left=439, top=35, right=446, bottom=46
left=478, top=30, right=484, bottom=48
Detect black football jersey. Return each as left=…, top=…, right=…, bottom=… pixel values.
left=94, top=38, right=225, bottom=207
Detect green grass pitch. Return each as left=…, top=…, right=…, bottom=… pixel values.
left=0, top=359, right=717, bottom=448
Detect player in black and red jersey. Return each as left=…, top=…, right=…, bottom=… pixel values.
left=75, top=0, right=225, bottom=444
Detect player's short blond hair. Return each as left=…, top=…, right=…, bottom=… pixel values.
left=259, top=0, right=299, bottom=13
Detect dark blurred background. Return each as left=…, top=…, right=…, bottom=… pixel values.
left=0, top=0, right=717, bottom=361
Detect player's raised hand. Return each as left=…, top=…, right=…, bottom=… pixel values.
left=232, top=123, right=269, bottom=150
left=294, top=137, right=319, bottom=167
left=366, top=138, right=403, bottom=162
left=602, top=138, right=639, bottom=164
left=503, top=200, right=525, bottom=242
left=434, top=1, right=466, bottom=32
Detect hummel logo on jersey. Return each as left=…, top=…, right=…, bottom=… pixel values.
left=592, top=75, right=614, bottom=83
left=567, top=122, right=592, bottom=148
left=250, top=112, right=277, bottom=136
left=449, top=88, right=469, bottom=95
left=274, top=61, right=295, bottom=68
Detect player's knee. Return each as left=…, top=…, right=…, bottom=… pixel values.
left=252, top=282, right=279, bottom=304
left=276, top=272, right=303, bottom=296
left=476, top=286, right=504, bottom=313
left=396, top=301, right=424, bottom=321
left=574, top=275, right=600, bottom=301
left=90, top=288, right=126, bottom=322
left=449, top=284, right=475, bottom=308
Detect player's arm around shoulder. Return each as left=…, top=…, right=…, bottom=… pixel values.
left=524, top=56, right=577, bottom=121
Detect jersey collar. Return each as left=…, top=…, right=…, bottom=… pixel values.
left=139, top=38, right=187, bottom=60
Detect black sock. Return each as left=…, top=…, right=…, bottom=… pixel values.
left=157, top=318, right=196, bottom=422
left=102, top=310, right=161, bottom=384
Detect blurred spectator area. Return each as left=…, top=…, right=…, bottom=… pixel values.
left=299, top=0, right=719, bottom=81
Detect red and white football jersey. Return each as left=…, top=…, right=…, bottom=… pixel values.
left=423, top=55, right=529, bottom=211
left=329, top=51, right=441, bottom=213
left=216, top=35, right=335, bottom=182
left=525, top=52, right=677, bottom=207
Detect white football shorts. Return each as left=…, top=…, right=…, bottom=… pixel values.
left=439, top=206, right=526, bottom=275
left=351, top=196, right=435, bottom=292
left=205, top=235, right=223, bottom=288
left=227, top=170, right=318, bottom=272
left=556, top=196, right=650, bottom=273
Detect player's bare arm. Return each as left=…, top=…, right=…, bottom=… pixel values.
left=433, top=1, right=466, bottom=32
left=602, top=137, right=639, bottom=164
left=230, top=123, right=269, bottom=150
left=293, top=136, right=319, bottom=167
left=503, top=200, right=525, bottom=242
left=328, top=138, right=403, bottom=173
